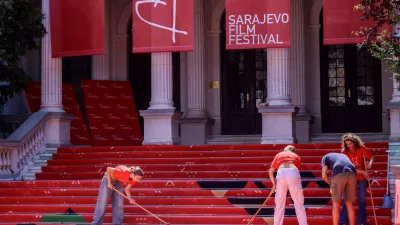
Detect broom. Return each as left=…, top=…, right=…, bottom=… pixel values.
left=364, top=157, right=378, bottom=225
left=246, top=190, right=274, bottom=225
left=381, top=151, right=394, bottom=209
left=112, top=187, right=170, bottom=225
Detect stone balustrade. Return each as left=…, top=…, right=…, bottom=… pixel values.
left=0, top=111, right=73, bottom=180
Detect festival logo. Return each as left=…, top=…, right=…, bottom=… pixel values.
left=132, top=0, right=194, bottom=53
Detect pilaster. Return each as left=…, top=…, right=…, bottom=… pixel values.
left=181, top=0, right=209, bottom=145
left=186, top=0, right=206, bottom=118
left=289, top=0, right=311, bottom=143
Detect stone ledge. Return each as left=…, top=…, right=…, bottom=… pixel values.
left=139, top=109, right=182, bottom=118
left=296, top=114, right=313, bottom=122
left=387, top=101, right=400, bottom=109
left=258, top=105, right=299, bottom=114
left=180, top=117, right=214, bottom=125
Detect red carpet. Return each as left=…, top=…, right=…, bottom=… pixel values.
left=24, top=82, right=92, bottom=145
left=0, top=143, right=391, bottom=224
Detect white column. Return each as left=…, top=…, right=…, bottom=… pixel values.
left=92, top=0, right=110, bottom=80
left=260, top=48, right=296, bottom=144
left=186, top=0, right=206, bottom=118
left=289, top=0, right=307, bottom=114
left=140, top=52, right=181, bottom=145
left=40, top=0, right=63, bottom=112
left=267, top=49, right=291, bottom=106
left=39, top=0, right=72, bottom=147
left=148, top=53, right=175, bottom=110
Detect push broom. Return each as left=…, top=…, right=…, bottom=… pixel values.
left=112, top=187, right=170, bottom=225
left=246, top=189, right=274, bottom=225
left=363, top=157, right=378, bottom=225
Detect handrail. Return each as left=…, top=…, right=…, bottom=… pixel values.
left=0, top=111, right=50, bottom=180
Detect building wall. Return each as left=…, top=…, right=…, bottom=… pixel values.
left=5, top=0, right=392, bottom=136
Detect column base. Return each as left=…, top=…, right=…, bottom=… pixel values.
left=180, top=117, right=213, bottom=145
left=387, top=102, right=400, bottom=142
left=259, top=105, right=298, bottom=144
left=139, top=109, right=182, bottom=145
left=45, top=112, right=74, bottom=148
left=296, top=113, right=313, bottom=143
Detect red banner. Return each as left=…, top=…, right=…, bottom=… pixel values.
left=225, top=0, right=291, bottom=50
left=132, top=0, right=194, bottom=53
left=323, top=0, right=381, bottom=45
left=50, top=0, right=105, bottom=57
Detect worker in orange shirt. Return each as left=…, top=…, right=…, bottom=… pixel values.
left=339, top=133, right=374, bottom=225
left=269, top=145, right=308, bottom=225
left=92, top=165, right=144, bottom=225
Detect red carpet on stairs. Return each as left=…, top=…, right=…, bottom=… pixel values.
left=81, top=80, right=143, bottom=146
left=23, top=82, right=92, bottom=145
left=0, top=143, right=391, bottom=225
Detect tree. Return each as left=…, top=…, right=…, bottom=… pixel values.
left=354, top=0, right=400, bottom=82
left=0, top=0, right=46, bottom=114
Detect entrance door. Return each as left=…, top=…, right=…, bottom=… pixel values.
left=220, top=12, right=267, bottom=135
left=320, top=44, right=382, bottom=133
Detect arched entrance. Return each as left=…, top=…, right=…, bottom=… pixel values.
left=220, top=12, right=267, bottom=135
left=127, top=19, right=181, bottom=132
left=319, top=10, right=383, bottom=133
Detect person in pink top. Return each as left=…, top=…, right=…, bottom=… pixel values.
left=91, top=165, right=144, bottom=225
left=269, top=145, right=308, bottom=225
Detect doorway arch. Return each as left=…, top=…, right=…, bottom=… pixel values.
left=220, top=11, right=267, bottom=135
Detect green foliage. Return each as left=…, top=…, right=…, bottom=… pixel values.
left=0, top=0, right=46, bottom=113
left=354, top=0, right=400, bottom=81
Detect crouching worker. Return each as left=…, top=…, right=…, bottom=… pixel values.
left=91, top=165, right=144, bottom=225
left=269, top=145, right=308, bottom=225
left=321, top=153, right=357, bottom=225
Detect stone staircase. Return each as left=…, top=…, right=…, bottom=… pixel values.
left=21, top=148, right=57, bottom=181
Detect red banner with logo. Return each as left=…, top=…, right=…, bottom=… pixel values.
left=81, top=80, right=143, bottom=146
left=132, top=0, right=194, bottom=53
left=50, top=0, right=105, bottom=57
left=225, top=0, right=291, bottom=50
left=323, top=0, right=383, bottom=45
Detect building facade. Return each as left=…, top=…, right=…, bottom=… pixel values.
left=3, top=0, right=400, bottom=145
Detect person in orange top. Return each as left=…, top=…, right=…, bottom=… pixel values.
left=92, top=165, right=144, bottom=225
left=269, top=145, right=308, bottom=225
left=339, top=133, right=374, bottom=225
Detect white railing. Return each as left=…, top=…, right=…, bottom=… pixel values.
left=0, top=111, right=49, bottom=180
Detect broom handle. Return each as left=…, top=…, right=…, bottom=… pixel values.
left=364, top=156, right=378, bottom=225
left=246, top=190, right=274, bottom=225
left=112, top=187, right=169, bottom=224
left=386, top=153, right=389, bottom=194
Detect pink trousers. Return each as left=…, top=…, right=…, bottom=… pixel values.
left=274, top=168, right=308, bottom=225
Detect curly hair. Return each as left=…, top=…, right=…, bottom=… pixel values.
left=284, top=145, right=296, bottom=153
left=130, top=166, right=144, bottom=177
left=341, top=133, right=363, bottom=152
